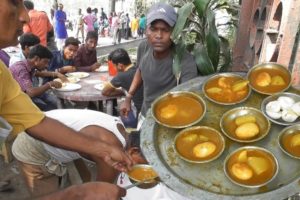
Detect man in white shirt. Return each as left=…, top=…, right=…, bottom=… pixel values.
left=12, top=109, right=127, bottom=197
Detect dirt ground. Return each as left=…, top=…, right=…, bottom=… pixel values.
left=0, top=158, right=30, bottom=200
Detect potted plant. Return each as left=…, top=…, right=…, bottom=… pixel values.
left=170, top=0, right=239, bottom=79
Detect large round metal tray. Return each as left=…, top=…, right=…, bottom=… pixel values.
left=141, top=73, right=300, bottom=200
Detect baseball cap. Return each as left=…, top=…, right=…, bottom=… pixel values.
left=146, top=2, right=177, bottom=27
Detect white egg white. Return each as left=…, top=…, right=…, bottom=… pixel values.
left=278, top=96, right=295, bottom=110
left=281, top=109, right=298, bottom=122
left=291, top=102, right=300, bottom=116
left=266, top=100, right=281, bottom=112
left=266, top=110, right=282, bottom=119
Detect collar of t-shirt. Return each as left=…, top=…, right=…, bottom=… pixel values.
left=124, top=64, right=133, bottom=72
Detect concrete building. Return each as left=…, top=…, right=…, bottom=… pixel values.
left=232, top=0, right=300, bottom=77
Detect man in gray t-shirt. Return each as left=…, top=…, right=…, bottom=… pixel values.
left=121, top=2, right=198, bottom=117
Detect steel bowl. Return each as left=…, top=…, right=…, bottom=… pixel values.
left=278, top=124, right=300, bottom=159
left=174, top=126, right=225, bottom=164
left=151, top=91, right=206, bottom=129
left=247, top=62, right=291, bottom=95
left=261, top=92, right=300, bottom=126
left=202, top=73, right=251, bottom=105
left=220, top=107, right=271, bottom=143
left=127, top=164, right=159, bottom=189
left=224, top=146, right=279, bottom=188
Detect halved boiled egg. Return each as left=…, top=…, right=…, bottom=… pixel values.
left=193, top=142, right=216, bottom=158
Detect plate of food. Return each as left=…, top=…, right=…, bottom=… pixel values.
left=55, top=83, right=81, bottom=92
left=261, top=92, right=300, bottom=126
left=94, top=83, right=105, bottom=91
left=66, top=72, right=90, bottom=79
left=54, top=77, right=80, bottom=83
left=95, top=65, right=108, bottom=72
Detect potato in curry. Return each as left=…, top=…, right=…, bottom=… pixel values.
left=204, top=76, right=249, bottom=104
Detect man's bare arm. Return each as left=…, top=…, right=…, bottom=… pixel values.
left=120, top=69, right=142, bottom=116
left=102, top=82, right=124, bottom=96
left=37, top=182, right=126, bottom=200
left=26, top=117, right=132, bottom=172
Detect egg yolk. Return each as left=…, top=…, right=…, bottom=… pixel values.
left=193, top=142, right=216, bottom=158
left=231, top=163, right=253, bottom=180
left=256, top=72, right=271, bottom=87
left=160, top=104, right=178, bottom=119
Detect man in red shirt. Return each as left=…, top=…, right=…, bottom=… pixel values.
left=74, top=31, right=101, bottom=72
left=23, top=1, right=52, bottom=46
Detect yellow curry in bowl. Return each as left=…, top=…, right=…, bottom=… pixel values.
left=127, top=164, right=159, bottom=189
left=247, top=62, right=291, bottom=95
left=128, top=165, right=158, bottom=182
left=220, top=107, right=271, bottom=143
left=224, top=146, right=278, bottom=188
left=152, top=91, right=206, bottom=128
left=174, top=126, right=225, bottom=163
left=279, top=124, right=300, bottom=159
left=203, top=73, right=250, bottom=105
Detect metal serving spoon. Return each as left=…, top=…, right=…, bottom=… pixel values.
left=123, top=178, right=156, bottom=190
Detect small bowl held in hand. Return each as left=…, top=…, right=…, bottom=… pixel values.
left=127, top=164, right=159, bottom=189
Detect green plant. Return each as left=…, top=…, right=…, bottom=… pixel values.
left=135, top=0, right=148, bottom=17
left=170, top=0, right=239, bottom=78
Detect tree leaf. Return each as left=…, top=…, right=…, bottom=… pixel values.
left=193, top=43, right=215, bottom=75
left=171, top=2, right=194, bottom=43
left=193, top=0, right=211, bottom=18
left=205, top=9, right=220, bottom=70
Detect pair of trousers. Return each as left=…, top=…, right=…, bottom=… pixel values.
left=18, top=161, right=60, bottom=197
left=31, top=92, right=58, bottom=111
left=76, top=25, right=84, bottom=42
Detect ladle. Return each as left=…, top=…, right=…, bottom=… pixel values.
left=124, top=178, right=156, bottom=190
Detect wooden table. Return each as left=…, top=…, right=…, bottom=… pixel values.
left=53, top=72, right=122, bottom=115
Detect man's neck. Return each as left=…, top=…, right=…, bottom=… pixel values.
left=62, top=51, right=69, bottom=61
left=27, top=59, right=35, bottom=70
left=153, top=49, right=171, bottom=60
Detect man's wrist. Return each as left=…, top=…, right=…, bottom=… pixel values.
left=56, top=68, right=63, bottom=73
left=126, top=92, right=133, bottom=99
left=47, top=82, right=53, bottom=89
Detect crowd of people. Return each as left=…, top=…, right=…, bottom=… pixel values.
left=0, top=0, right=199, bottom=199
left=51, top=3, right=147, bottom=46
